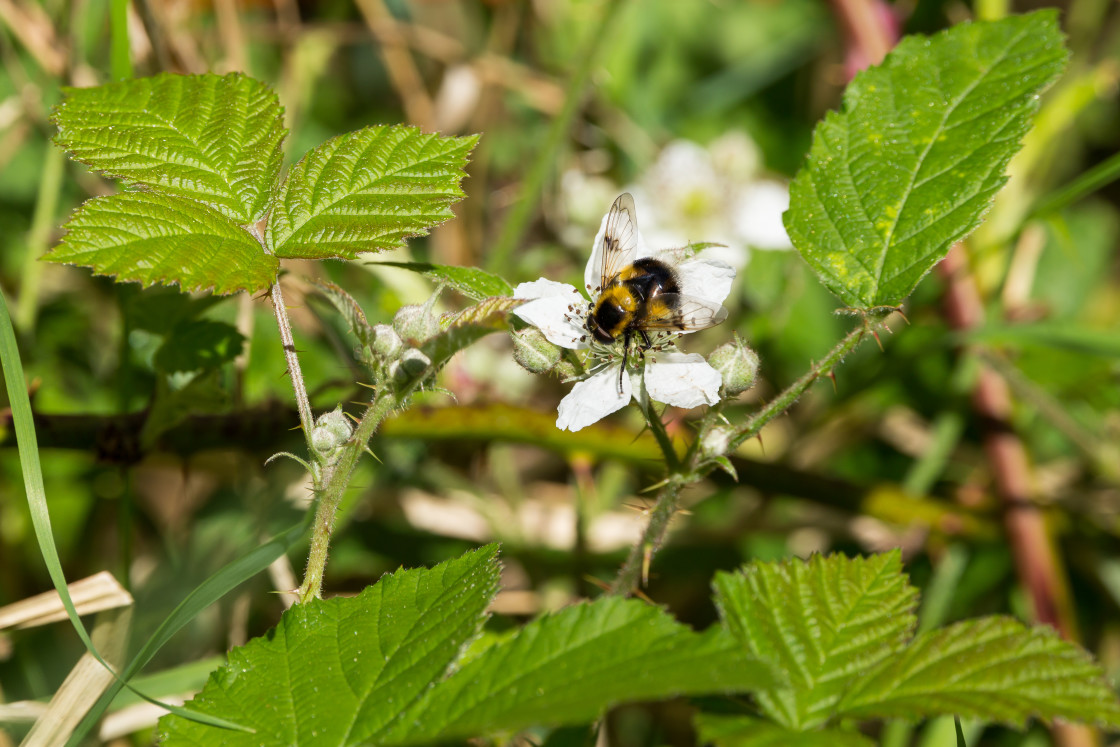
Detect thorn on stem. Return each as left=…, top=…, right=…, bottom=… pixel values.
left=871, top=329, right=884, bottom=351
left=827, top=369, right=838, bottom=393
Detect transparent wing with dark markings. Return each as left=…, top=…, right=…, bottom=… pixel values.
left=637, top=294, right=729, bottom=332
left=598, top=193, right=640, bottom=290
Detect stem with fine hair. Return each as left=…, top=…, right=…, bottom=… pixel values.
left=297, top=388, right=396, bottom=604
left=610, top=319, right=873, bottom=596
left=270, top=281, right=316, bottom=452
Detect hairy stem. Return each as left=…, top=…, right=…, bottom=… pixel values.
left=270, top=281, right=316, bottom=450
left=298, top=388, right=396, bottom=604
left=609, top=479, right=682, bottom=595
left=729, top=320, right=870, bottom=452
left=610, top=319, right=872, bottom=596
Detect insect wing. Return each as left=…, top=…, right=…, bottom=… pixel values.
left=596, top=193, right=640, bottom=291
left=637, top=294, right=728, bottom=333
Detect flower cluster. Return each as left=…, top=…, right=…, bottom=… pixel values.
left=514, top=198, right=736, bottom=431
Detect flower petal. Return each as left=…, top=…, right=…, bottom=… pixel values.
left=513, top=280, right=588, bottom=349
left=557, top=365, right=632, bottom=432
left=641, top=352, right=721, bottom=409
left=675, top=256, right=735, bottom=307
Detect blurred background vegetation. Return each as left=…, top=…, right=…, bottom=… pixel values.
left=1, top=0, right=1119, bottom=744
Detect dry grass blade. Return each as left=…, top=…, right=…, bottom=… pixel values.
left=0, top=571, right=132, bottom=630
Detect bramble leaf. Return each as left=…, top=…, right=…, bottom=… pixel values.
left=159, top=546, right=778, bottom=746
left=695, top=714, right=874, bottom=747
left=714, top=551, right=917, bottom=729
left=45, top=192, right=278, bottom=295
left=53, top=73, right=285, bottom=223
left=267, top=127, right=478, bottom=260
left=373, top=261, right=514, bottom=301
left=379, top=599, right=779, bottom=745
left=837, top=616, right=1120, bottom=729
left=159, top=545, right=501, bottom=746
left=784, top=11, right=1067, bottom=309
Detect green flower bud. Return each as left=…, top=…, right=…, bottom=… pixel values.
left=390, top=348, right=432, bottom=387
left=708, top=336, right=760, bottom=396
left=701, top=424, right=734, bottom=458
left=393, top=304, right=440, bottom=346
left=371, top=324, right=403, bottom=360
left=310, top=407, right=353, bottom=460
left=511, top=327, right=562, bottom=374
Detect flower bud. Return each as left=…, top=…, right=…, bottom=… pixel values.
left=393, top=304, right=440, bottom=346
left=389, top=348, right=432, bottom=387
left=701, top=425, right=734, bottom=458
left=511, top=327, right=562, bottom=374
left=708, top=337, right=760, bottom=396
left=310, top=407, right=353, bottom=460
left=371, top=324, right=403, bottom=360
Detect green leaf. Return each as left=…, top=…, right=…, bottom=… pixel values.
left=784, top=11, right=1068, bottom=309
left=379, top=599, right=779, bottom=745
left=421, top=296, right=523, bottom=371
left=695, top=714, right=874, bottom=747
left=267, top=126, right=478, bottom=260
left=154, top=320, right=245, bottom=373
left=837, top=616, right=1120, bottom=729
left=53, top=73, right=285, bottom=223
left=373, top=261, right=515, bottom=301
left=159, top=545, right=501, bottom=746
left=45, top=192, right=278, bottom=295
left=714, top=551, right=918, bottom=729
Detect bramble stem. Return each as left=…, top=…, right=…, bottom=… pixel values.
left=270, top=281, right=316, bottom=451
left=297, top=389, right=396, bottom=604
left=728, top=320, right=870, bottom=452
left=610, top=319, right=873, bottom=596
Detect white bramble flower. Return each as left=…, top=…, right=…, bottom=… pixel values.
left=514, top=195, right=735, bottom=432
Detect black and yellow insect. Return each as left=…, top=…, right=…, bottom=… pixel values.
left=586, top=193, right=729, bottom=393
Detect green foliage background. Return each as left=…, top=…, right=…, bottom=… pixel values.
left=2, top=0, right=1120, bottom=745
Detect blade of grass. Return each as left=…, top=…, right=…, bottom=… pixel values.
left=0, top=287, right=249, bottom=736
left=109, top=0, right=133, bottom=80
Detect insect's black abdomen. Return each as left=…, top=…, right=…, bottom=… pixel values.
left=624, top=257, right=680, bottom=301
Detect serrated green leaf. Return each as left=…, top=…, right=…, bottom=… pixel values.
left=158, top=545, right=501, bottom=746
left=373, top=261, right=514, bottom=301
left=837, top=616, right=1120, bottom=729
left=154, top=320, right=245, bottom=373
left=785, top=11, right=1068, bottom=308
left=378, top=598, right=780, bottom=745
left=420, top=296, right=522, bottom=370
left=267, top=126, right=477, bottom=260
left=695, top=714, right=874, bottom=747
left=45, top=192, right=277, bottom=295
left=53, top=73, right=285, bottom=223
left=714, top=551, right=918, bottom=729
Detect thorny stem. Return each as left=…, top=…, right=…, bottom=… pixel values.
left=270, top=281, right=316, bottom=451
left=728, top=320, right=871, bottom=452
left=610, top=319, right=874, bottom=596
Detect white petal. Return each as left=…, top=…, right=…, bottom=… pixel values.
left=557, top=365, right=632, bottom=432
left=675, top=256, right=736, bottom=307
left=512, top=280, right=588, bottom=350
left=513, top=278, right=583, bottom=302
left=641, top=352, right=721, bottom=409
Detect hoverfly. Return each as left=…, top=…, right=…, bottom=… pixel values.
left=585, top=193, right=729, bottom=394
